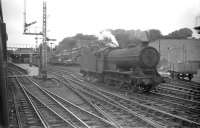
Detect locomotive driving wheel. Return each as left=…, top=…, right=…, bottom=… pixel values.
left=135, top=79, right=152, bottom=93
left=135, top=79, right=144, bottom=92
left=137, top=84, right=146, bottom=93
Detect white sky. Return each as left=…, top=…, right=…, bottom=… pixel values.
left=2, top=0, right=200, bottom=47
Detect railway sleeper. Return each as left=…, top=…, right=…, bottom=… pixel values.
left=160, top=83, right=200, bottom=96
left=156, top=87, right=200, bottom=101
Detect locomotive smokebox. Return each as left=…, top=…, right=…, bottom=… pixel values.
left=107, top=46, right=160, bottom=68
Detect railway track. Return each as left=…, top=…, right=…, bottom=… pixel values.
left=167, top=80, right=200, bottom=94
left=12, top=68, right=117, bottom=128
left=8, top=67, right=75, bottom=128
left=50, top=69, right=200, bottom=128
left=26, top=93, right=73, bottom=128
left=50, top=67, right=200, bottom=107
left=54, top=74, right=163, bottom=128
left=174, top=80, right=200, bottom=87
left=52, top=66, right=200, bottom=102
left=157, top=82, right=200, bottom=101
left=10, top=64, right=200, bottom=128
left=48, top=66, right=200, bottom=107
left=154, top=90, right=200, bottom=107
left=7, top=72, right=46, bottom=128
left=29, top=79, right=118, bottom=128
left=7, top=70, right=20, bottom=128
left=33, top=77, right=121, bottom=126
left=92, top=82, right=200, bottom=123
left=50, top=65, right=200, bottom=94
left=173, top=79, right=200, bottom=87
left=53, top=70, right=200, bottom=128
left=91, top=80, right=200, bottom=120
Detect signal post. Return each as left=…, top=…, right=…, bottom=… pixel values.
left=23, top=0, right=55, bottom=79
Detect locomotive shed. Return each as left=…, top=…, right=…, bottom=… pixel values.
left=2, top=0, right=200, bottom=128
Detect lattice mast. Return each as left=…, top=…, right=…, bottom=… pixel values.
left=23, top=0, right=49, bottom=79
left=40, top=1, right=48, bottom=79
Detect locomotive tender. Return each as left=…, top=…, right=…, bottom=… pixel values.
left=80, top=43, right=162, bottom=92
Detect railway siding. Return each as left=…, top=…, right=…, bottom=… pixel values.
left=50, top=68, right=200, bottom=128
left=9, top=64, right=200, bottom=128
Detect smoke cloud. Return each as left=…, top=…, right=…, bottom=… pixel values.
left=98, top=30, right=119, bottom=47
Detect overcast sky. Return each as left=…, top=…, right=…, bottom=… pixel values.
left=2, top=0, right=200, bottom=47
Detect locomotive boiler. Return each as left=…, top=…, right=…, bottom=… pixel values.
left=107, top=46, right=160, bottom=69
left=80, top=44, right=162, bottom=92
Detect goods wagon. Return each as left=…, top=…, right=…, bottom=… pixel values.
left=150, top=39, right=200, bottom=81
left=169, top=61, right=200, bottom=81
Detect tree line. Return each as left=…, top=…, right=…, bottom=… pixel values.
left=55, top=27, right=193, bottom=52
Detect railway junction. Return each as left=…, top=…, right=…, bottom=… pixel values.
left=1, top=0, right=200, bottom=128
left=6, top=62, right=200, bottom=128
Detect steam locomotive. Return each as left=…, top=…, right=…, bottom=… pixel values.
left=80, top=43, right=162, bottom=92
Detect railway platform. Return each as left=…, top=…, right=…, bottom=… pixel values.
left=13, top=63, right=39, bottom=76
